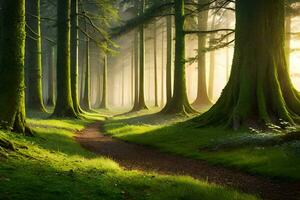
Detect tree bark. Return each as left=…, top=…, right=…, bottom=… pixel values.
left=100, top=55, right=108, bottom=109
left=195, top=0, right=300, bottom=129
left=136, top=0, right=148, bottom=110
left=25, top=0, right=45, bottom=112
left=81, top=30, right=91, bottom=111
left=153, top=21, right=159, bottom=107
left=0, top=0, right=30, bottom=134
left=131, top=30, right=140, bottom=111
left=192, top=0, right=211, bottom=108
left=70, top=0, right=82, bottom=114
left=161, top=0, right=196, bottom=115
left=166, top=15, right=173, bottom=104
left=47, top=45, right=55, bottom=106
left=285, top=15, right=291, bottom=71
left=52, top=0, right=77, bottom=118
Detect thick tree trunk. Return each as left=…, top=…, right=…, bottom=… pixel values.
left=47, top=46, right=55, bottom=106
left=25, top=0, right=45, bottom=112
left=70, top=0, right=82, bottom=114
left=52, top=0, right=77, bottom=118
left=161, top=0, right=195, bottom=115
left=166, top=15, right=173, bottom=104
left=192, top=0, right=211, bottom=108
left=195, top=0, right=300, bottom=129
left=100, top=55, right=108, bottom=109
left=153, top=21, right=159, bottom=107
left=0, top=0, right=30, bottom=134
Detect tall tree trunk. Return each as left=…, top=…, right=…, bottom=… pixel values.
left=25, top=0, right=45, bottom=112
left=161, top=23, right=165, bottom=106
left=47, top=45, right=55, bottom=106
left=82, top=34, right=91, bottom=111
left=166, top=15, right=173, bottom=104
left=122, top=60, right=125, bottom=107
left=0, top=0, right=30, bottom=134
left=100, top=55, right=108, bottom=109
left=192, top=0, right=211, bottom=108
left=52, top=0, right=77, bottom=118
left=195, top=0, right=300, bottom=129
left=153, top=21, right=159, bottom=107
left=131, top=30, right=140, bottom=111
left=70, top=0, right=82, bottom=114
left=161, top=0, right=195, bottom=115
left=136, top=0, right=148, bottom=110
left=208, top=14, right=216, bottom=101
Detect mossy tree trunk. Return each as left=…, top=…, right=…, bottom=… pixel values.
left=131, top=30, right=140, bottom=111
left=81, top=28, right=91, bottom=111
left=285, top=15, right=291, bottom=71
left=25, top=0, right=45, bottom=112
left=70, top=0, right=82, bottom=114
left=136, top=0, right=148, bottom=110
left=52, top=0, right=77, bottom=118
left=166, top=15, right=173, bottom=104
left=195, top=0, right=300, bottom=129
left=100, top=55, right=108, bottom=109
left=0, top=0, right=30, bottom=134
left=47, top=45, right=55, bottom=106
left=192, top=0, right=211, bottom=108
left=161, top=0, right=195, bottom=115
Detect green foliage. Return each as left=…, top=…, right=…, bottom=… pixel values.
left=0, top=117, right=256, bottom=200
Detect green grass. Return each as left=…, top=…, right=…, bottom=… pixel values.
left=0, top=114, right=256, bottom=200
left=104, top=113, right=300, bottom=181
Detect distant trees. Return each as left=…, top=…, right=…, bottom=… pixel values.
left=0, top=0, right=30, bottom=134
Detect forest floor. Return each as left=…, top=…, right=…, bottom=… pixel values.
left=77, top=120, right=300, bottom=200
left=100, top=109, right=300, bottom=200
left=0, top=111, right=256, bottom=200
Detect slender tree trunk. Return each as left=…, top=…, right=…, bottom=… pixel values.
left=195, top=0, right=300, bottom=129
left=122, top=59, right=125, bottom=107
left=70, top=0, right=82, bottom=114
left=0, top=0, right=31, bottom=134
left=161, top=23, right=165, bottom=106
left=153, top=21, right=159, bottom=107
left=161, top=0, right=195, bottom=115
left=25, top=0, right=45, bottom=112
left=82, top=24, right=91, bottom=111
left=166, top=15, right=173, bottom=103
left=192, top=0, right=211, bottom=107
left=100, top=55, right=108, bottom=109
left=131, top=44, right=134, bottom=105
left=52, top=0, right=77, bottom=118
left=47, top=46, right=55, bottom=106
left=131, top=30, right=140, bottom=111
left=137, top=0, right=148, bottom=110
left=208, top=14, right=216, bottom=101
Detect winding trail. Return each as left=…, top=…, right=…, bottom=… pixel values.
left=75, top=122, right=300, bottom=200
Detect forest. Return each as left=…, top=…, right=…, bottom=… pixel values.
left=0, top=0, right=300, bottom=199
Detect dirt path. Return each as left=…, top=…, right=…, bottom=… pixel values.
left=75, top=122, right=300, bottom=200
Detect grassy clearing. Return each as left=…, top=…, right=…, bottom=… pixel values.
left=104, top=112, right=300, bottom=181
left=0, top=113, right=256, bottom=200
